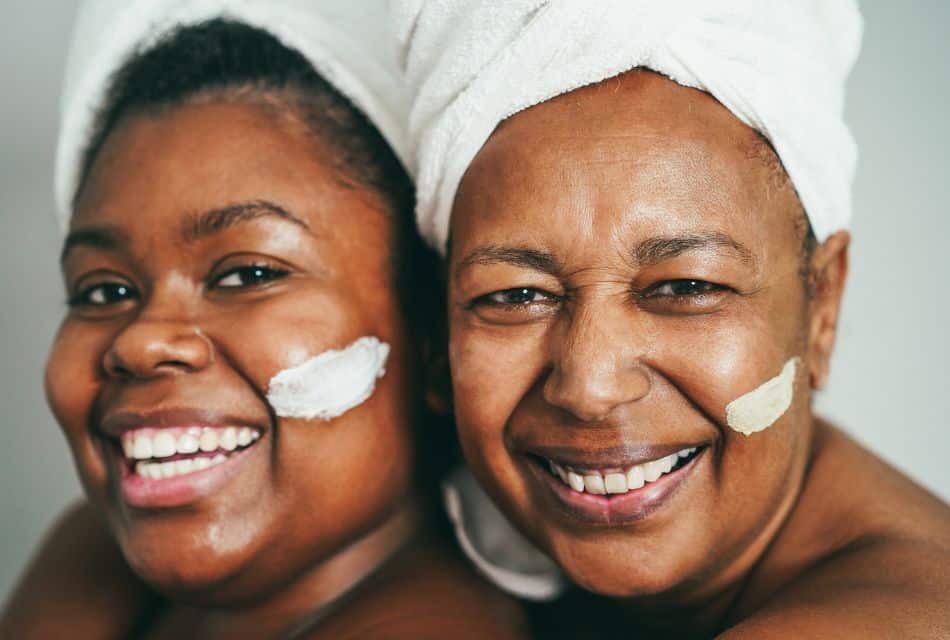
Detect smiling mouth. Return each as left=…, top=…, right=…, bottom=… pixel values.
left=119, top=426, right=262, bottom=480
left=538, top=446, right=703, bottom=497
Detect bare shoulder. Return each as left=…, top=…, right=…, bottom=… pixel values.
left=0, top=500, right=159, bottom=640
left=309, top=539, right=530, bottom=640
left=725, top=422, right=950, bottom=638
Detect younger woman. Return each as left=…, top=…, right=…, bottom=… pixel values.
left=2, top=13, right=525, bottom=640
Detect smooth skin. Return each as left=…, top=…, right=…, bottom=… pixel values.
left=445, top=70, right=950, bottom=638
left=2, top=100, right=526, bottom=639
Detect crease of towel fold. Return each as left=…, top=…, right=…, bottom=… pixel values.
left=393, top=0, right=863, bottom=253
left=443, top=465, right=566, bottom=601
left=55, top=0, right=410, bottom=228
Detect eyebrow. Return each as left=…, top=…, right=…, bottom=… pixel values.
left=456, top=245, right=562, bottom=277
left=455, top=231, right=755, bottom=278
left=60, top=226, right=129, bottom=265
left=633, top=232, right=755, bottom=267
left=181, top=199, right=312, bottom=242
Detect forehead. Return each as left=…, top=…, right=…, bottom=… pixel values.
left=73, top=101, right=387, bottom=242
left=454, top=70, right=798, bottom=256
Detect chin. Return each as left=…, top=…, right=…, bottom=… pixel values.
left=115, top=516, right=269, bottom=605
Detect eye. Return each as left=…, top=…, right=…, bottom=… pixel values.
left=468, top=287, right=560, bottom=324
left=482, top=287, right=553, bottom=306
left=645, top=279, right=723, bottom=298
left=69, top=281, right=138, bottom=307
left=212, top=264, right=290, bottom=289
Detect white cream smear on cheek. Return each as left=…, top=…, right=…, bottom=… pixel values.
left=266, top=336, right=390, bottom=420
left=725, top=357, right=799, bottom=436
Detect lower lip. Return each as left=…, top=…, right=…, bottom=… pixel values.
left=116, top=444, right=261, bottom=509
left=527, top=451, right=704, bottom=526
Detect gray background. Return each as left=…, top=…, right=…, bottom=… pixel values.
left=1, top=1, right=947, bottom=602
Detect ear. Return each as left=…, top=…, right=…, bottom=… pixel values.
left=805, top=230, right=850, bottom=390
left=422, top=331, right=453, bottom=416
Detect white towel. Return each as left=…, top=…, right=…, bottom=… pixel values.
left=395, top=0, right=863, bottom=252
left=443, top=465, right=565, bottom=601
left=55, top=0, right=410, bottom=228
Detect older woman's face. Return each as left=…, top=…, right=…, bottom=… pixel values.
left=46, top=102, right=416, bottom=603
left=447, top=71, right=846, bottom=597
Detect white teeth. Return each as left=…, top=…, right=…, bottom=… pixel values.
left=567, top=471, right=585, bottom=492
left=177, top=433, right=199, bottom=455
left=604, top=473, right=627, bottom=494
left=152, top=432, right=176, bottom=458
left=199, top=429, right=218, bottom=452
left=134, top=453, right=228, bottom=479
left=122, top=436, right=135, bottom=458
left=583, top=474, right=606, bottom=495
left=132, top=435, right=153, bottom=460
left=660, top=455, right=675, bottom=474
left=626, top=465, right=645, bottom=490
left=642, top=460, right=664, bottom=482
left=219, top=428, right=238, bottom=452
left=548, top=447, right=700, bottom=496
left=124, top=427, right=261, bottom=459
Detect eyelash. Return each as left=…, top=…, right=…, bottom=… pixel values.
left=210, top=264, right=291, bottom=289
left=474, top=287, right=559, bottom=307
left=67, top=263, right=291, bottom=309
left=469, top=279, right=729, bottom=319
left=68, top=282, right=138, bottom=308
left=639, top=279, right=726, bottom=299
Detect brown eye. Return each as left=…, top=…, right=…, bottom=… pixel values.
left=69, top=282, right=138, bottom=307
left=468, top=287, right=561, bottom=324
left=483, top=287, right=553, bottom=305
left=646, top=280, right=723, bottom=297
left=212, top=265, right=290, bottom=289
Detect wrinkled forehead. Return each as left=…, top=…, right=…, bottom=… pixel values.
left=454, top=70, right=800, bottom=258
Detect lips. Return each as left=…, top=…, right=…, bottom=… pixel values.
left=522, top=444, right=707, bottom=526
left=100, top=409, right=267, bottom=509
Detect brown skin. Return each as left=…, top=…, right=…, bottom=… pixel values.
left=445, top=70, right=950, bottom=638
left=27, top=100, right=526, bottom=639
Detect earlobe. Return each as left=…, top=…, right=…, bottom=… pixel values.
left=805, top=231, right=850, bottom=391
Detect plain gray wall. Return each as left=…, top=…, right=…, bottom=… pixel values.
left=1, top=1, right=947, bottom=602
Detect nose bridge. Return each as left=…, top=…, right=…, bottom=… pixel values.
left=104, top=279, right=213, bottom=379
left=543, top=295, right=651, bottom=422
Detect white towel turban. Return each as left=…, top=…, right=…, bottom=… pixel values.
left=394, top=0, right=863, bottom=253
left=55, top=0, right=409, bottom=229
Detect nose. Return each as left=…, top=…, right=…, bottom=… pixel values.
left=543, top=303, right=651, bottom=422
left=103, top=315, right=214, bottom=380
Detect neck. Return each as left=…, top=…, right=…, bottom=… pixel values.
left=184, top=496, right=423, bottom=639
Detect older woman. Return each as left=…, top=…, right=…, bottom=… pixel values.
left=400, top=1, right=950, bottom=637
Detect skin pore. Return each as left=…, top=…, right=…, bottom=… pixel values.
left=445, top=70, right=950, bottom=637
left=39, top=99, right=524, bottom=639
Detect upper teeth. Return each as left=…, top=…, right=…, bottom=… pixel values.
left=121, top=427, right=260, bottom=461
left=548, top=447, right=698, bottom=496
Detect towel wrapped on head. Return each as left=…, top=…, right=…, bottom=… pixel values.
left=394, top=0, right=863, bottom=253
left=55, top=0, right=409, bottom=229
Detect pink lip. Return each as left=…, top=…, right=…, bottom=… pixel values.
left=526, top=449, right=704, bottom=526
left=116, top=440, right=261, bottom=509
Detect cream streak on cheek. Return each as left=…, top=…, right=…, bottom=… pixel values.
left=725, top=357, right=799, bottom=436
left=266, top=336, right=390, bottom=420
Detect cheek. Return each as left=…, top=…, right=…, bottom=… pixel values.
left=45, top=321, right=105, bottom=442
left=448, top=315, right=547, bottom=449
left=651, top=304, right=804, bottom=432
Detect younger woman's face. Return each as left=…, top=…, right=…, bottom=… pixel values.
left=447, top=72, right=846, bottom=598
left=46, top=101, right=416, bottom=602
